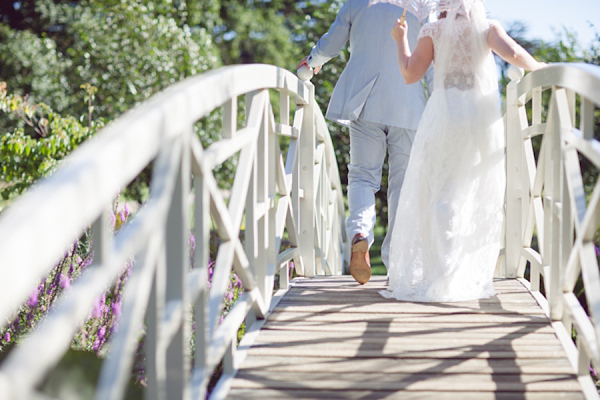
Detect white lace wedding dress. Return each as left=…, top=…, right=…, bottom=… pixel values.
left=381, top=3, right=505, bottom=302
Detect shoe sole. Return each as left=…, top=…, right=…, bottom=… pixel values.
left=350, top=240, right=371, bottom=285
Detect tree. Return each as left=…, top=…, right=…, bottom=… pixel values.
left=0, top=0, right=221, bottom=201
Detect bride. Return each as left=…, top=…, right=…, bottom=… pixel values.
left=381, top=0, right=546, bottom=302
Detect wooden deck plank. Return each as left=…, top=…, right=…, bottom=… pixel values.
left=261, top=320, right=557, bottom=334
left=253, top=330, right=567, bottom=346
left=275, top=302, right=546, bottom=314
left=232, top=371, right=582, bottom=391
left=239, top=356, right=576, bottom=374
left=227, top=389, right=585, bottom=399
left=267, top=311, right=550, bottom=324
left=229, top=276, right=584, bottom=398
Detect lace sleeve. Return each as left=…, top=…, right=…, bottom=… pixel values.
left=418, top=23, right=435, bottom=41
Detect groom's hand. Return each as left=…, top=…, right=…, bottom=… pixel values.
left=297, top=56, right=322, bottom=75
left=391, top=19, right=408, bottom=43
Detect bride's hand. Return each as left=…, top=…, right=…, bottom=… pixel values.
left=391, top=19, right=407, bottom=42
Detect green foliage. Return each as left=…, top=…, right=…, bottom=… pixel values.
left=0, top=82, right=101, bottom=200
left=33, top=0, right=218, bottom=119
left=0, top=23, right=72, bottom=114
left=0, top=0, right=222, bottom=202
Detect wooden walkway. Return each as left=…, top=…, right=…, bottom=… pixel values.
left=229, top=276, right=585, bottom=399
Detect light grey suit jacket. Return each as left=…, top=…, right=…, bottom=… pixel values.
left=307, top=0, right=434, bottom=130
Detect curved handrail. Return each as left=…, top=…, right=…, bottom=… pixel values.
left=504, top=63, right=600, bottom=399
left=0, top=64, right=347, bottom=399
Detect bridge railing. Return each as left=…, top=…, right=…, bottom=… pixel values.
left=0, top=64, right=347, bottom=399
left=505, top=63, right=600, bottom=398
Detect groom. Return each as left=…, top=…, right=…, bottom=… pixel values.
left=298, top=0, right=433, bottom=284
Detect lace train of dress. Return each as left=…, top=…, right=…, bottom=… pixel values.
left=381, top=6, right=505, bottom=302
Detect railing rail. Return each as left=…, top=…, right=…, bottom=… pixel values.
left=504, top=62, right=600, bottom=399
left=0, top=64, right=347, bottom=399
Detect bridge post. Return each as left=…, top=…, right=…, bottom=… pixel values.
left=548, top=88, right=570, bottom=322
left=505, top=67, right=525, bottom=279
left=298, top=81, right=316, bottom=276
left=165, top=134, right=191, bottom=400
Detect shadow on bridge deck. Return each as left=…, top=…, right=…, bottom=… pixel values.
left=229, top=276, right=583, bottom=399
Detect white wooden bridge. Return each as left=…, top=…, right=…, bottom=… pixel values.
left=0, top=62, right=599, bottom=399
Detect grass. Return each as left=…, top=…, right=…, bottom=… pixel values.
left=370, top=224, right=387, bottom=276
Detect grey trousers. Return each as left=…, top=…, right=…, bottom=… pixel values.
left=346, top=119, right=416, bottom=269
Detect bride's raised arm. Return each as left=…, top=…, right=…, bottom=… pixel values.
left=391, top=19, right=434, bottom=84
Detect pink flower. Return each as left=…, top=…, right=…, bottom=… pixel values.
left=112, top=301, right=122, bottom=318
left=91, top=297, right=104, bottom=318
left=27, top=287, right=39, bottom=307
left=59, top=274, right=70, bottom=289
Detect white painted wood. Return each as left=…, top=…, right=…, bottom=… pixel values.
left=96, top=234, right=163, bottom=400
left=0, top=64, right=347, bottom=399
left=223, top=98, right=237, bottom=139
left=298, top=82, right=316, bottom=276
left=581, top=98, right=595, bottom=140
left=505, top=69, right=525, bottom=279
left=506, top=63, right=600, bottom=399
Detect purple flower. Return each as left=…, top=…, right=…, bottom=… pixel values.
left=189, top=233, right=196, bottom=251
left=27, top=287, right=39, bottom=307
left=91, top=297, right=104, bottom=318
left=93, top=338, right=101, bottom=352
left=81, top=257, right=93, bottom=269
left=60, top=274, right=70, bottom=289
left=226, top=291, right=234, bottom=302
left=98, top=326, right=107, bottom=340
left=112, top=301, right=122, bottom=318
left=3, top=332, right=10, bottom=343
left=26, top=311, right=34, bottom=326
left=591, top=366, right=597, bottom=377
left=289, top=261, right=295, bottom=270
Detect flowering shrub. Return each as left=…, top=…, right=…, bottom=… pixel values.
left=0, top=82, right=102, bottom=201
left=0, top=205, right=132, bottom=356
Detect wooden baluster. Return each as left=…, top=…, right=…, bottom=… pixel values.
left=191, top=168, right=210, bottom=399
left=298, top=81, right=316, bottom=277
left=505, top=67, right=525, bottom=278
left=146, top=240, right=167, bottom=400
left=164, top=134, right=190, bottom=400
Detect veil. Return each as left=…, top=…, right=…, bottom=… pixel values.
left=430, top=0, right=502, bottom=143
left=433, top=0, right=498, bottom=96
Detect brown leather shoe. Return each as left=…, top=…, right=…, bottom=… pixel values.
left=350, top=235, right=371, bottom=284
